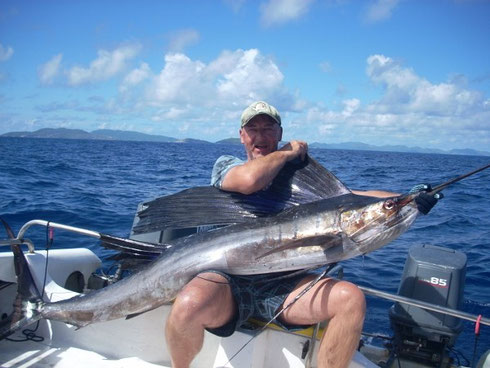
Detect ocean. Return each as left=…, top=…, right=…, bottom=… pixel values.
left=1, top=137, right=489, bottom=361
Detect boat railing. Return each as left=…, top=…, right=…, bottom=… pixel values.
left=359, top=285, right=490, bottom=327
left=0, top=219, right=101, bottom=253
left=0, top=237, right=35, bottom=252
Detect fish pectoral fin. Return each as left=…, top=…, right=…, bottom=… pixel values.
left=125, top=312, right=145, bottom=320
left=125, top=305, right=161, bottom=320
left=256, top=234, right=342, bottom=260
left=100, top=233, right=169, bottom=256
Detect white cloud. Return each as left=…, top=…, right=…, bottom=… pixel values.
left=26, top=45, right=488, bottom=151
left=134, top=50, right=488, bottom=150
left=149, top=53, right=208, bottom=104
left=0, top=43, right=14, bottom=61
left=120, top=62, right=151, bottom=93
left=148, top=49, right=288, bottom=109
left=341, top=98, right=360, bottom=117
left=364, top=0, right=399, bottom=23
left=38, top=54, right=63, bottom=85
left=260, top=0, right=315, bottom=27
left=366, top=54, right=484, bottom=116
left=66, top=43, right=141, bottom=86
left=151, top=107, right=189, bottom=122
left=310, top=54, right=489, bottom=149
left=143, top=48, right=295, bottom=138
left=167, top=29, right=200, bottom=52
left=214, top=49, right=284, bottom=102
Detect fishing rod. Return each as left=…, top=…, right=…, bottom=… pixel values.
left=359, top=285, right=490, bottom=327
left=429, top=163, right=490, bottom=195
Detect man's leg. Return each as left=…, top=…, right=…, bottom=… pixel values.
left=165, top=272, right=237, bottom=368
left=278, top=276, right=366, bottom=368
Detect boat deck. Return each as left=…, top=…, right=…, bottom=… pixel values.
left=1, top=337, right=165, bottom=368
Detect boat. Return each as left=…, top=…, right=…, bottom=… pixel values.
left=1, top=219, right=489, bottom=368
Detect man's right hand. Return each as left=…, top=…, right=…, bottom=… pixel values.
left=279, top=140, right=308, bottom=162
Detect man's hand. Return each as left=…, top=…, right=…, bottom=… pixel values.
left=409, top=184, right=443, bottom=215
left=279, top=140, right=308, bottom=162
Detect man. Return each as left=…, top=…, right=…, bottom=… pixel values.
left=166, top=101, right=439, bottom=368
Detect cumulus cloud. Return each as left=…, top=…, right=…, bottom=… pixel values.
left=28, top=45, right=487, bottom=150
left=311, top=54, right=489, bottom=149
left=213, top=49, right=285, bottom=102
left=0, top=43, right=14, bottom=61
left=148, top=49, right=289, bottom=109
left=341, top=98, right=361, bottom=117
left=151, top=106, right=189, bottom=122
left=143, top=48, right=295, bottom=137
left=38, top=54, right=63, bottom=85
left=260, top=0, right=315, bottom=27
left=366, top=54, right=484, bottom=116
left=120, top=62, right=151, bottom=93
left=149, top=53, right=208, bottom=105
left=167, top=29, right=200, bottom=52
left=142, top=50, right=488, bottom=150
left=66, top=43, right=141, bottom=86
left=364, top=0, right=399, bottom=23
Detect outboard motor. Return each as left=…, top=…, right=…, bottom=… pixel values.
left=389, top=244, right=467, bottom=367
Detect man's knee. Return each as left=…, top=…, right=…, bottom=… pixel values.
left=171, top=288, right=206, bottom=324
left=169, top=274, right=234, bottom=326
left=332, top=281, right=366, bottom=318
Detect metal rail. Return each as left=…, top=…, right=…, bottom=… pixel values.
left=0, top=219, right=101, bottom=253
left=0, top=238, right=35, bottom=252
left=359, top=285, right=490, bottom=327
left=17, top=220, right=101, bottom=240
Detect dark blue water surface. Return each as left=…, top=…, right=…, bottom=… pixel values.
left=1, top=137, right=489, bottom=359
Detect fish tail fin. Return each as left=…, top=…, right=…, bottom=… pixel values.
left=0, top=299, right=43, bottom=340
left=0, top=245, right=44, bottom=340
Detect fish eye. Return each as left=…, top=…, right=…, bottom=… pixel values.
left=383, top=199, right=396, bottom=210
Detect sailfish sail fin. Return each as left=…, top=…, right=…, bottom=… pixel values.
left=132, top=155, right=350, bottom=235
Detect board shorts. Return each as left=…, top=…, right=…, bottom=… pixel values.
left=204, top=270, right=313, bottom=337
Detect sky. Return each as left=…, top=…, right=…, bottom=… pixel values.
left=0, top=0, right=489, bottom=151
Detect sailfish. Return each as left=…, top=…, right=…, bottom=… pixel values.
left=1, top=156, right=488, bottom=338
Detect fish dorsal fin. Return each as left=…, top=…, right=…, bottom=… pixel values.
left=132, top=155, right=350, bottom=235
left=264, top=155, right=350, bottom=203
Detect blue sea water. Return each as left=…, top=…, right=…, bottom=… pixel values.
left=1, top=137, right=489, bottom=360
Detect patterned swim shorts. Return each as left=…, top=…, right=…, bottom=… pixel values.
left=205, top=270, right=314, bottom=337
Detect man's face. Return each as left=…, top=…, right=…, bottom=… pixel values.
left=240, top=115, right=282, bottom=160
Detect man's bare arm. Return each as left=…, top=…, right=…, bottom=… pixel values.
left=221, top=141, right=307, bottom=194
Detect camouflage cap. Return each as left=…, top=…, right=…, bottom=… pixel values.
left=240, top=101, right=281, bottom=128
